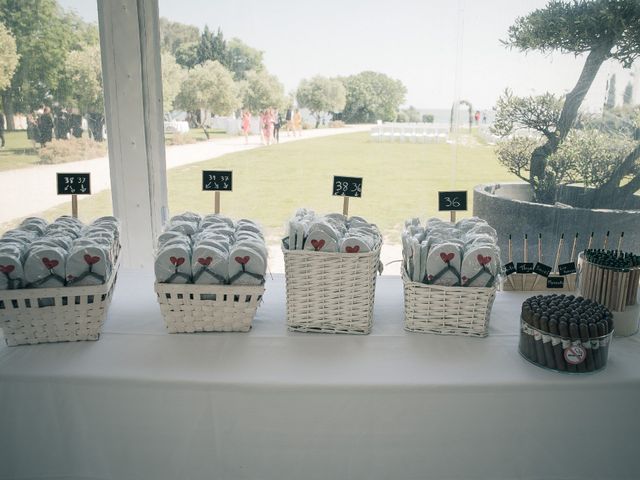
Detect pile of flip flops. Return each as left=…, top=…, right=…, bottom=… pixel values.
left=284, top=208, right=381, bottom=254
left=154, top=212, right=267, bottom=286
left=402, top=217, right=501, bottom=287
left=0, top=216, right=120, bottom=290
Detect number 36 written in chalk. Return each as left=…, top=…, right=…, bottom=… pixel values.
left=332, top=176, right=363, bottom=198
left=438, top=191, right=467, bottom=211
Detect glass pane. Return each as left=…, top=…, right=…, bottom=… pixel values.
left=0, top=0, right=112, bottom=232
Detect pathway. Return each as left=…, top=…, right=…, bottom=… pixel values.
left=0, top=125, right=369, bottom=224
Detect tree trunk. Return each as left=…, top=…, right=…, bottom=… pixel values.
left=202, top=125, right=210, bottom=139
left=529, top=42, right=613, bottom=202
left=2, top=93, right=16, bottom=131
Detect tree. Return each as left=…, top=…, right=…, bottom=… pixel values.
left=174, top=42, right=199, bottom=69
left=226, top=38, right=264, bottom=81
left=605, top=74, right=616, bottom=110
left=341, top=71, right=406, bottom=123
left=296, top=76, right=346, bottom=127
left=0, top=22, right=18, bottom=92
left=239, top=69, right=285, bottom=113
left=174, top=60, right=239, bottom=138
left=159, top=17, right=199, bottom=55
left=59, top=44, right=103, bottom=114
left=0, top=0, right=85, bottom=129
left=196, top=26, right=227, bottom=66
left=422, top=114, right=434, bottom=123
left=500, top=0, right=640, bottom=205
left=623, top=81, right=633, bottom=106
left=402, top=106, right=421, bottom=123
left=161, top=52, right=186, bottom=113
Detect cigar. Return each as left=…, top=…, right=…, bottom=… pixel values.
left=541, top=315, right=556, bottom=369
left=569, top=322, right=585, bottom=373
left=560, top=320, right=575, bottom=373
left=589, top=322, right=601, bottom=371
left=597, top=320, right=608, bottom=368
left=549, top=318, right=566, bottom=371
left=579, top=322, right=594, bottom=372
left=532, top=313, right=546, bottom=366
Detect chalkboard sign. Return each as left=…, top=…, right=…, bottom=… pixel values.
left=202, top=170, right=233, bottom=191
left=533, top=262, right=552, bottom=277
left=57, top=173, right=91, bottom=195
left=516, top=262, right=534, bottom=274
left=438, top=191, right=467, bottom=211
left=333, top=176, right=362, bottom=198
left=504, top=262, right=516, bottom=276
left=547, top=276, right=565, bottom=289
left=558, top=262, right=577, bottom=275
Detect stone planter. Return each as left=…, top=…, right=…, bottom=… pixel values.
left=473, top=183, right=640, bottom=265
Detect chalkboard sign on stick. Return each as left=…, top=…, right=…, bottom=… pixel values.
left=438, top=190, right=467, bottom=222
left=332, top=176, right=363, bottom=216
left=57, top=173, right=91, bottom=195
left=202, top=170, right=232, bottom=214
left=57, top=173, right=91, bottom=218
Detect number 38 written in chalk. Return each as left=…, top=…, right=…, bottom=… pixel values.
left=333, top=176, right=363, bottom=198
left=438, top=191, right=467, bottom=211
left=57, top=173, right=91, bottom=195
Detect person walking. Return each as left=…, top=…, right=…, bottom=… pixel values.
left=241, top=109, right=251, bottom=144
left=293, top=109, right=302, bottom=137
left=261, top=109, right=274, bottom=146
left=285, top=107, right=293, bottom=136
left=38, top=107, right=54, bottom=146
left=273, top=109, right=282, bottom=144
left=0, top=111, right=5, bottom=148
left=26, top=113, right=39, bottom=148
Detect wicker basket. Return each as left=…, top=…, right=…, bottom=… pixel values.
left=0, top=263, right=120, bottom=346
left=282, top=243, right=381, bottom=334
left=403, top=271, right=497, bottom=337
left=155, top=282, right=264, bottom=333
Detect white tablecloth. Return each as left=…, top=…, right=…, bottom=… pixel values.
left=1, top=271, right=639, bottom=480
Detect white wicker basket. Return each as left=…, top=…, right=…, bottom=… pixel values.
left=0, top=263, right=120, bottom=346
left=282, top=244, right=381, bottom=334
left=155, top=282, right=265, bottom=333
left=403, top=271, right=497, bottom=337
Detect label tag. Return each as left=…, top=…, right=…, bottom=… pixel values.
left=438, top=191, right=467, bottom=211
left=546, top=276, right=565, bottom=289
left=516, top=262, right=534, bottom=274
left=202, top=170, right=232, bottom=191
left=504, top=262, right=516, bottom=276
left=333, top=176, right=362, bottom=197
left=558, top=262, right=577, bottom=275
left=533, top=262, right=552, bottom=277
left=564, top=344, right=586, bottom=365
left=57, top=173, right=91, bottom=195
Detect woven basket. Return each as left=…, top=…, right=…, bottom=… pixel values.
left=403, top=271, right=497, bottom=337
left=0, top=263, right=120, bottom=346
left=155, top=282, right=264, bottom=333
left=282, top=243, right=381, bottom=334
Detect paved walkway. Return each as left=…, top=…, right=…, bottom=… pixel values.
left=0, top=125, right=369, bottom=224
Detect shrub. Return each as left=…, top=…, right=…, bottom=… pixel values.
left=38, top=138, right=108, bottom=164
left=328, top=120, right=345, bottom=128
left=165, top=132, right=197, bottom=145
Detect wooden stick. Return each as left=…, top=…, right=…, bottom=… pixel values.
left=603, top=230, right=610, bottom=249
left=587, top=232, right=594, bottom=250
left=450, top=211, right=456, bottom=223
left=538, top=233, right=542, bottom=263
left=214, top=191, right=221, bottom=214
left=569, top=233, right=578, bottom=262
left=71, top=194, right=78, bottom=218
left=343, top=196, right=349, bottom=216
left=617, top=232, right=624, bottom=251
left=522, top=234, right=528, bottom=291
left=508, top=234, right=512, bottom=262
left=553, top=233, right=564, bottom=273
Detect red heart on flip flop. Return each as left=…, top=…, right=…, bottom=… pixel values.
left=311, top=239, right=325, bottom=251
left=170, top=256, right=185, bottom=266
left=440, top=252, right=455, bottom=263
left=84, top=254, right=101, bottom=265
left=345, top=246, right=360, bottom=253
left=198, top=257, right=213, bottom=266
left=235, top=256, right=250, bottom=265
left=477, top=254, right=492, bottom=266
left=0, top=265, right=15, bottom=274
left=42, top=258, right=59, bottom=270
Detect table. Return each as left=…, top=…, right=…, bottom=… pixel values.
left=1, top=271, right=639, bottom=480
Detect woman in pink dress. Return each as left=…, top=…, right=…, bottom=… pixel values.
left=262, top=109, right=274, bottom=146
left=241, top=109, right=251, bottom=144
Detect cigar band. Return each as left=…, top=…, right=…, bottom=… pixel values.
left=551, top=336, right=561, bottom=346
left=582, top=340, right=591, bottom=350
left=533, top=330, right=542, bottom=341
left=542, top=333, right=551, bottom=343
left=561, top=338, right=571, bottom=349
left=600, top=336, right=611, bottom=347
left=591, top=339, right=599, bottom=350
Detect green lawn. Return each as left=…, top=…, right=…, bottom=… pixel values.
left=1, top=131, right=519, bottom=241
left=0, top=129, right=233, bottom=171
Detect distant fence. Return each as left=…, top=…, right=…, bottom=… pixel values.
left=370, top=122, right=449, bottom=143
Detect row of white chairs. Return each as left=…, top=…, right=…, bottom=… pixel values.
left=370, top=123, right=449, bottom=143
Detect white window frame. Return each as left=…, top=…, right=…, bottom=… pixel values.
left=97, top=0, right=168, bottom=269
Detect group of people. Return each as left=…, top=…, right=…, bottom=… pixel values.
left=241, top=107, right=303, bottom=146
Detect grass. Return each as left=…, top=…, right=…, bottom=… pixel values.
left=2, top=131, right=519, bottom=242
left=0, top=129, right=233, bottom=171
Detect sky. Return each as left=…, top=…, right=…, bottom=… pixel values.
left=59, top=0, right=638, bottom=111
